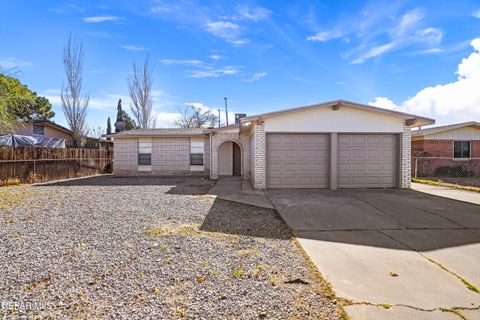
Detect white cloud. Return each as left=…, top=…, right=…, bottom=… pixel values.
left=154, top=111, right=181, bottom=127
left=161, top=59, right=204, bottom=66
left=473, top=10, right=480, bottom=18
left=243, top=72, right=267, bottom=82
left=351, top=9, right=443, bottom=64
left=235, top=6, right=271, bottom=22
left=82, top=16, right=121, bottom=23
left=209, top=54, right=224, bottom=60
left=352, top=42, right=396, bottom=64
left=205, top=21, right=248, bottom=46
left=368, top=97, right=398, bottom=110
left=205, top=21, right=240, bottom=38
left=368, top=38, right=480, bottom=124
left=119, top=44, right=147, bottom=51
left=0, top=58, right=33, bottom=69
left=227, top=39, right=249, bottom=46
left=187, top=66, right=239, bottom=78
left=307, top=30, right=343, bottom=42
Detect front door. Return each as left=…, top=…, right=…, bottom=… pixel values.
left=233, top=142, right=241, bottom=176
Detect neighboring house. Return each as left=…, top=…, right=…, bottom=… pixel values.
left=106, top=100, right=434, bottom=189
left=412, top=121, right=480, bottom=158
left=14, top=120, right=74, bottom=146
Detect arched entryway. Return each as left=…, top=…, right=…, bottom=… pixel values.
left=218, top=141, right=242, bottom=176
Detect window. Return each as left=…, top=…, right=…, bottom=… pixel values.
left=33, top=124, right=44, bottom=135
left=190, top=138, right=204, bottom=171
left=454, top=141, right=471, bottom=159
left=138, top=139, right=152, bottom=170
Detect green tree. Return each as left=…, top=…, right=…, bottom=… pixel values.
left=0, top=74, right=55, bottom=121
left=115, top=99, right=136, bottom=132
left=106, top=117, right=112, bottom=135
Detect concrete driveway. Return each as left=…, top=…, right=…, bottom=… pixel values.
left=266, top=188, right=480, bottom=320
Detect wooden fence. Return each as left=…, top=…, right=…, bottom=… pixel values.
left=0, top=146, right=113, bottom=184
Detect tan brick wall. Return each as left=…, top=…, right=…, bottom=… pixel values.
left=251, top=123, right=266, bottom=189
left=113, top=136, right=209, bottom=176
left=210, top=130, right=250, bottom=180
left=401, top=125, right=411, bottom=188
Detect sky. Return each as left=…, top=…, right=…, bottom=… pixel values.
left=1, top=0, right=480, bottom=131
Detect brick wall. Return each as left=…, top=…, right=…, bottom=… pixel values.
left=401, top=125, right=411, bottom=188
left=210, top=130, right=250, bottom=180
left=113, top=138, right=137, bottom=174
left=113, top=136, right=209, bottom=176
left=251, top=123, right=266, bottom=189
left=414, top=139, right=480, bottom=158
left=472, top=141, right=480, bottom=158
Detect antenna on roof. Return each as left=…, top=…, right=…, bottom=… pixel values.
left=217, top=109, right=221, bottom=127
left=224, top=97, right=229, bottom=126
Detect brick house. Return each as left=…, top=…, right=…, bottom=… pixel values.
left=411, top=122, right=480, bottom=179
left=106, top=100, right=434, bottom=189
left=412, top=122, right=480, bottom=158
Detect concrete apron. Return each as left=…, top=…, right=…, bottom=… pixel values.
left=266, top=189, right=480, bottom=320
left=208, top=178, right=274, bottom=209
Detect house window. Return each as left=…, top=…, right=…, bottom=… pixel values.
left=33, top=124, right=44, bottom=135
left=138, top=139, right=152, bottom=171
left=190, top=138, right=204, bottom=171
left=454, top=141, right=471, bottom=159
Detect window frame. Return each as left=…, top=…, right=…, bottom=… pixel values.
left=32, top=124, right=45, bottom=136
left=453, top=140, right=471, bottom=159
left=137, top=139, right=152, bottom=171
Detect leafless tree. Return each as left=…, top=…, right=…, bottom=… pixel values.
left=86, top=125, right=105, bottom=139
left=175, top=104, right=218, bottom=128
left=128, top=57, right=156, bottom=128
left=60, top=33, right=89, bottom=147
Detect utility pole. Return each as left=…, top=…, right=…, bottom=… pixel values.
left=217, top=109, right=221, bottom=127
left=224, top=97, right=229, bottom=126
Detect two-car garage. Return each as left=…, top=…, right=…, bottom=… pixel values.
left=266, top=133, right=399, bottom=189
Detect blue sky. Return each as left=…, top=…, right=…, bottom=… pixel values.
left=1, top=0, right=480, bottom=130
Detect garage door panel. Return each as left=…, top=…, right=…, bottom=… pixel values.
left=338, top=134, right=398, bottom=188
left=267, top=134, right=329, bottom=188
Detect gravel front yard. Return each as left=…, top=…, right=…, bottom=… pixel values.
left=1, top=176, right=342, bottom=319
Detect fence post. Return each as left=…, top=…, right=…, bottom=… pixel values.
left=414, top=157, right=418, bottom=179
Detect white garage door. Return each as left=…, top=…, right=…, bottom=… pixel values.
left=338, top=134, right=398, bottom=188
left=267, top=134, right=329, bottom=188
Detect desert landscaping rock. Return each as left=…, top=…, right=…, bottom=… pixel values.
left=0, top=176, right=342, bottom=319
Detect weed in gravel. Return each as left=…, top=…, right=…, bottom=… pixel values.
left=144, top=223, right=201, bottom=236
left=235, top=248, right=261, bottom=257
left=232, top=268, right=245, bottom=278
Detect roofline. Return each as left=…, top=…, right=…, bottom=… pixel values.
left=203, top=123, right=240, bottom=133
left=412, top=121, right=480, bottom=137
left=240, top=99, right=435, bottom=127
left=103, top=132, right=208, bottom=138
left=23, top=120, right=73, bottom=135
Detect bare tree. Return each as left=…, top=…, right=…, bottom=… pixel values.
left=60, top=33, right=89, bottom=147
left=128, top=57, right=156, bottom=128
left=86, top=125, right=105, bottom=139
left=175, top=104, right=217, bottom=128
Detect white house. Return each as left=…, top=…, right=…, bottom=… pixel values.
left=106, top=100, right=434, bottom=189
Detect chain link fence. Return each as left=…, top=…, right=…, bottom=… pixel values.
left=412, top=157, right=480, bottom=187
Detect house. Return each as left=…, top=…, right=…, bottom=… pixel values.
left=412, top=121, right=480, bottom=159
left=107, top=100, right=434, bottom=189
left=14, top=120, right=74, bottom=147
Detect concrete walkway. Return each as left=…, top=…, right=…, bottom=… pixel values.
left=208, top=177, right=274, bottom=209
left=266, top=189, right=480, bottom=320
left=412, top=182, right=480, bottom=205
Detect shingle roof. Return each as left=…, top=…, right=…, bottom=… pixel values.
left=412, top=121, right=480, bottom=137
left=104, top=128, right=207, bottom=138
